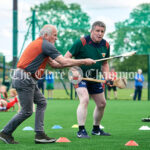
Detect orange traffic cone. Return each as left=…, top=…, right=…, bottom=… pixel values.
left=56, top=137, right=71, bottom=142
left=125, top=140, right=139, bottom=146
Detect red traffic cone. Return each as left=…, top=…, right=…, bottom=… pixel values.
left=125, top=140, right=138, bottom=146
left=56, top=137, right=71, bottom=142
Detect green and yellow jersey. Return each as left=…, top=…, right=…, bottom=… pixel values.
left=69, top=35, right=110, bottom=78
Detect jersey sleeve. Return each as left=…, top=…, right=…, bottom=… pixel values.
left=42, top=40, right=61, bottom=59
left=69, top=39, right=82, bottom=57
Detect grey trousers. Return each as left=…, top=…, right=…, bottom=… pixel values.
left=3, top=69, right=47, bottom=134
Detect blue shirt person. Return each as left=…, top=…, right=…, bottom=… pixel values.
left=45, top=72, right=54, bottom=99
left=133, top=69, right=144, bottom=101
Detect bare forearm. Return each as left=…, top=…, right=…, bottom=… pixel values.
left=48, top=57, right=85, bottom=68
left=48, top=59, right=64, bottom=69
left=55, top=55, right=95, bottom=67
left=64, top=51, right=85, bottom=67
left=61, top=58, right=85, bottom=67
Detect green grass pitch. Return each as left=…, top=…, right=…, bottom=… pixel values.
left=0, top=91, right=150, bottom=149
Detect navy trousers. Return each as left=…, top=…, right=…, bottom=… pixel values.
left=133, top=86, right=143, bottom=101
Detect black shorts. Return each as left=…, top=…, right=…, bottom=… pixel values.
left=74, top=80, right=104, bottom=94
left=107, top=86, right=117, bottom=91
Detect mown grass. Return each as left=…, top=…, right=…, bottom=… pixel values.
left=0, top=98, right=150, bottom=150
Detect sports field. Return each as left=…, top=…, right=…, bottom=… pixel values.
left=0, top=89, right=150, bottom=150
left=52, top=88, right=148, bottom=100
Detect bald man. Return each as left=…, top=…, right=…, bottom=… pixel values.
left=0, top=25, right=95, bottom=144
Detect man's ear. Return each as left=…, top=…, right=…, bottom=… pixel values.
left=44, top=33, right=49, bottom=40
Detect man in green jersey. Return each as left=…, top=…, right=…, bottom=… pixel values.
left=65, top=21, right=111, bottom=138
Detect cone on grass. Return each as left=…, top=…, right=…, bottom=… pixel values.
left=23, top=126, right=34, bottom=131
left=56, top=137, right=71, bottom=142
left=125, top=140, right=138, bottom=146
left=72, top=124, right=78, bottom=128
left=139, top=125, right=150, bottom=130
left=52, top=125, right=63, bottom=129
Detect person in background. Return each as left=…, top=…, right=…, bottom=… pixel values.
left=107, top=68, right=117, bottom=100
left=0, top=85, right=8, bottom=101
left=133, top=69, right=144, bottom=101
left=45, top=71, right=54, bottom=100
left=0, top=98, right=19, bottom=112
left=7, top=88, right=20, bottom=112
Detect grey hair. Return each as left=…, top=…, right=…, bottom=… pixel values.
left=91, top=21, right=106, bottom=32
left=138, top=69, right=142, bottom=73
left=39, top=26, right=52, bottom=37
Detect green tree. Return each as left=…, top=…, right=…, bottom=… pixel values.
left=108, top=3, right=150, bottom=55
left=112, top=55, right=147, bottom=72
left=26, top=0, right=90, bottom=55
left=108, top=3, right=150, bottom=72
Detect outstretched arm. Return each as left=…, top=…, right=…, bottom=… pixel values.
left=48, top=57, right=64, bottom=69
left=55, top=55, right=95, bottom=67
left=48, top=51, right=96, bottom=68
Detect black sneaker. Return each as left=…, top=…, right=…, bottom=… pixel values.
left=92, top=129, right=111, bottom=136
left=35, top=132, right=56, bottom=143
left=77, top=129, right=90, bottom=138
left=0, top=131, right=18, bottom=144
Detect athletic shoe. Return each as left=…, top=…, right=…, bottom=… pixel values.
left=91, top=129, right=111, bottom=136
left=0, top=131, right=18, bottom=144
left=35, top=132, right=56, bottom=143
left=77, top=129, right=90, bottom=138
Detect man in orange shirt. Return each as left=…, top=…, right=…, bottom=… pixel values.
left=0, top=25, right=95, bottom=144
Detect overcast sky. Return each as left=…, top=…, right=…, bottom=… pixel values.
left=0, top=0, right=150, bottom=61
